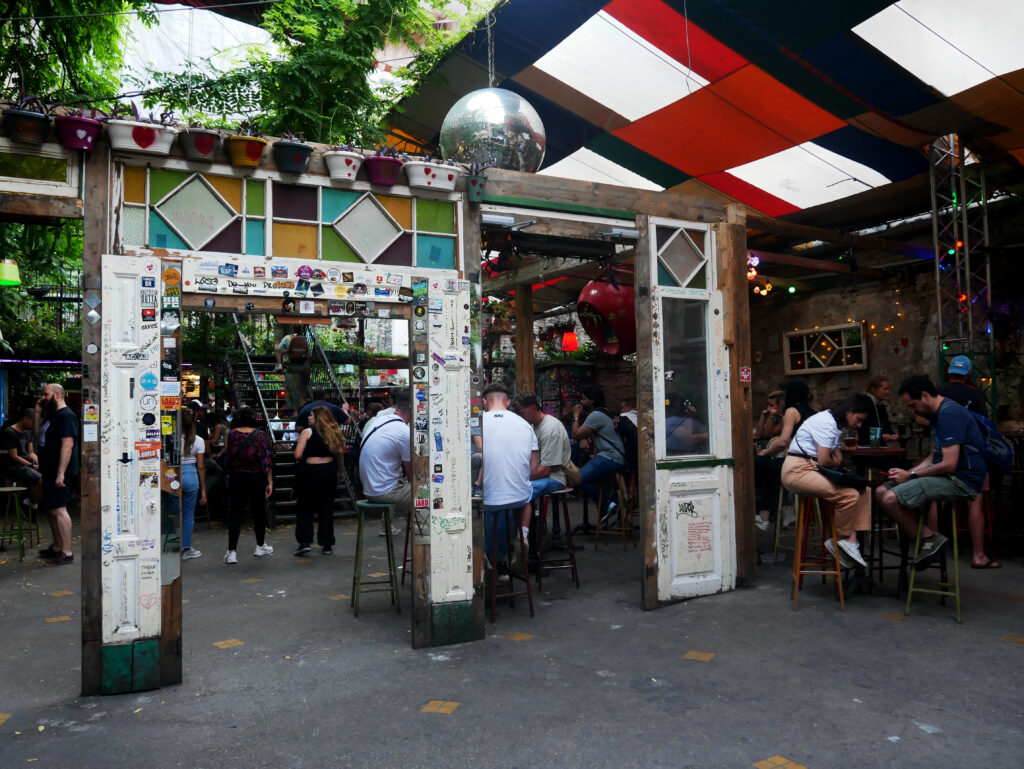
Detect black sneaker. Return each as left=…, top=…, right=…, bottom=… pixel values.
left=321, top=546, right=332, bottom=555
left=294, top=543, right=311, bottom=556
left=45, top=552, right=74, bottom=566
left=38, top=545, right=59, bottom=558
left=912, top=532, right=948, bottom=567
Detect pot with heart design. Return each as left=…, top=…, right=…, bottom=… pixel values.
left=364, top=154, right=404, bottom=186
left=54, top=114, right=103, bottom=152
left=178, top=127, right=222, bottom=162
left=464, top=174, right=488, bottom=202
left=107, top=119, right=177, bottom=155
left=2, top=96, right=52, bottom=145
left=271, top=133, right=313, bottom=174
left=405, top=159, right=462, bottom=192
left=224, top=135, right=267, bottom=167
left=324, top=147, right=365, bottom=182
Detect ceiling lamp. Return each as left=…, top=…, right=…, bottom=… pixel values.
left=0, top=259, right=22, bottom=287
left=561, top=331, right=578, bottom=352
left=577, top=279, right=636, bottom=355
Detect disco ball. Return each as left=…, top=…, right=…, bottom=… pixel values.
left=440, top=88, right=546, bottom=172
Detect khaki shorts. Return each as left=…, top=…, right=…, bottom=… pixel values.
left=885, top=474, right=977, bottom=511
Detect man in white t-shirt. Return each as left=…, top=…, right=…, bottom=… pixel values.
left=358, top=392, right=411, bottom=536
left=482, top=383, right=538, bottom=568
left=512, top=391, right=570, bottom=498
left=620, top=399, right=638, bottom=427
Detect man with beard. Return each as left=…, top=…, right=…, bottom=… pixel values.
left=37, top=383, right=79, bottom=565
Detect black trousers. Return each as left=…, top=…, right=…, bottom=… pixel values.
left=754, top=453, right=783, bottom=515
left=228, top=471, right=268, bottom=550
left=295, top=461, right=338, bottom=547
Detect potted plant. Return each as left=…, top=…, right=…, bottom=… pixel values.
left=53, top=106, right=104, bottom=152
left=363, top=144, right=404, bottom=187
left=464, top=160, right=492, bottom=203
left=405, top=154, right=462, bottom=192
left=178, top=121, right=222, bottom=162
left=324, top=142, right=364, bottom=182
left=106, top=103, right=177, bottom=155
left=271, top=130, right=312, bottom=174
left=2, top=94, right=51, bottom=145
left=482, top=298, right=514, bottom=333
left=224, top=119, right=267, bottom=168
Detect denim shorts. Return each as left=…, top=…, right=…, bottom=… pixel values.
left=884, top=474, right=977, bottom=510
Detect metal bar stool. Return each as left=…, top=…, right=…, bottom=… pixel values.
left=791, top=494, right=845, bottom=611
left=0, top=486, right=29, bottom=560
left=905, top=503, right=961, bottom=623
left=594, top=473, right=630, bottom=551
left=351, top=501, right=401, bottom=616
left=487, top=507, right=534, bottom=622
left=536, top=488, right=579, bottom=589
left=400, top=506, right=419, bottom=586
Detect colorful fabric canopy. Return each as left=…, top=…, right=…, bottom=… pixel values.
left=393, top=0, right=1024, bottom=223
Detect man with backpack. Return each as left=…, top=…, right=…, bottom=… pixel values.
left=571, top=385, right=627, bottom=524
left=876, top=375, right=987, bottom=568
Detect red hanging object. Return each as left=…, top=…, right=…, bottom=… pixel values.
left=561, top=331, right=579, bottom=352
left=576, top=279, right=635, bottom=355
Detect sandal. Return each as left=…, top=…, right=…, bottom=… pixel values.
left=970, top=559, right=1001, bottom=569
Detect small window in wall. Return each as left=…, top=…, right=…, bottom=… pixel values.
left=661, top=297, right=710, bottom=457
left=784, top=322, right=866, bottom=374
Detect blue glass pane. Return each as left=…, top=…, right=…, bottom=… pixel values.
left=246, top=219, right=265, bottom=255
left=416, top=235, right=456, bottom=270
left=149, top=211, right=187, bottom=250
left=321, top=188, right=362, bottom=223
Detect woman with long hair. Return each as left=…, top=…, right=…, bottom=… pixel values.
left=221, top=407, right=274, bottom=564
left=293, top=405, right=346, bottom=555
left=180, top=410, right=207, bottom=561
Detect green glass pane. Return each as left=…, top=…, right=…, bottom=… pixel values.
left=321, top=188, right=362, bottom=223
left=245, top=219, right=265, bottom=255
left=0, top=152, right=66, bottom=182
left=416, top=235, right=455, bottom=270
left=149, top=169, right=189, bottom=204
left=246, top=179, right=265, bottom=216
left=687, top=264, right=706, bottom=289
left=322, top=228, right=361, bottom=263
left=657, top=261, right=678, bottom=287
left=149, top=211, right=187, bottom=250
left=416, top=199, right=455, bottom=234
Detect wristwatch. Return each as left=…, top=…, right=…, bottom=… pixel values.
left=909, top=471, right=918, bottom=479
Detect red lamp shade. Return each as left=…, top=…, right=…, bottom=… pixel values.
left=576, top=280, right=636, bottom=355
left=561, top=331, right=579, bottom=351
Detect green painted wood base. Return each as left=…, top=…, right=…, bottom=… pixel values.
left=431, top=601, right=481, bottom=646
left=100, top=639, right=161, bottom=694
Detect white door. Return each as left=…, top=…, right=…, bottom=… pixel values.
left=99, top=253, right=165, bottom=642
left=646, top=218, right=736, bottom=600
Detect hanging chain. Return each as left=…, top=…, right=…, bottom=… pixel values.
left=486, top=10, right=495, bottom=88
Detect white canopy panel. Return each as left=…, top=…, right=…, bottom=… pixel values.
left=539, top=147, right=664, bottom=191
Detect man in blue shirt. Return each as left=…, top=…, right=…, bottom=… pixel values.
left=876, top=375, right=986, bottom=567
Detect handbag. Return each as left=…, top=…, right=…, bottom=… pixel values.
left=815, top=464, right=868, bottom=493
left=563, top=458, right=582, bottom=488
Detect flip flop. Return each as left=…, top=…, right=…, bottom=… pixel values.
left=970, top=560, right=1001, bottom=569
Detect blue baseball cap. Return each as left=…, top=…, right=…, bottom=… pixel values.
left=948, top=355, right=972, bottom=375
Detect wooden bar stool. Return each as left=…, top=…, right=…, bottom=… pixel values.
left=790, top=494, right=845, bottom=611
left=351, top=501, right=401, bottom=616
left=905, top=503, right=961, bottom=623
left=0, top=486, right=29, bottom=561
left=594, top=473, right=630, bottom=551
left=536, top=488, right=579, bottom=589
left=487, top=507, right=534, bottom=622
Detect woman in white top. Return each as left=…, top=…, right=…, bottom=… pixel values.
left=180, top=410, right=207, bottom=560
left=780, top=394, right=872, bottom=569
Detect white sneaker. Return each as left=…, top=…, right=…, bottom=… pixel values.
left=253, top=543, right=274, bottom=557
left=223, top=550, right=238, bottom=564
left=755, top=515, right=771, bottom=532
left=780, top=504, right=796, bottom=528
left=838, top=538, right=868, bottom=569
left=181, top=548, right=202, bottom=561
left=823, top=538, right=854, bottom=568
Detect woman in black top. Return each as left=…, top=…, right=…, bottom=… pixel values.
left=753, top=381, right=816, bottom=530
left=293, top=406, right=347, bottom=555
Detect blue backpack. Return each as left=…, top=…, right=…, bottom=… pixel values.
left=968, top=411, right=1014, bottom=472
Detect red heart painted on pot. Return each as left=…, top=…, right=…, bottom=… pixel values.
left=427, top=181, right=432, bottom=185
left=293, top=153, right=303, bottom=163
left=470, top=179, right=478, bottom=186
left=132, top=125, right=156, bottom=148
left=245, top=141, right=263, bottom=161
left=424, top=168, right=433, bottom=176
left=193, top=134, right=215, bottom=155
left=344, top=158, right=352, bottom=166
left=448, top=173, right=454, bottom=181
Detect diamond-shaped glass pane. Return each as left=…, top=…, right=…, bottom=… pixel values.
left=809, top=333, right=838, bottom=367
left=333, top=195, right=401, bottom=262
left=155, top=177, right=233, bottom=249
left=658, top=228, right=705, bottom=287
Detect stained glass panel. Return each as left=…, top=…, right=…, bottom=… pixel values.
left=322, top=188, right=362, bottom=223
left=378, top=195, right=412, bottom=229
left=245, top=219, right=265, bottom=256
left=333, top=195, right=401, bottom=262
left=0, top=152, right=66, bottom=182
left=155, top=177, right=234, bottom=248
left=245, top=179, right=265, bottom=216
left=204, top=219, right=242, bottom=253
left=122, top=206, right=146, bottom=246
left=321, top=228, right=361, bottom=263
left=123, top=166, right=146, bottom=203
left=416, top=199, right=455, bottom=234
left=149, top=211, right=187, bottom=250
left=273, top=222, right=317, bottom=259
left=207, top=175, right=242, bottom=213
left=273, top=181, right=316, bottom=221
left=416, top=235, right=456, bottom=270
left=150, top=169, right=189, bottom=204
left=375, top=233, right=413, bottom=266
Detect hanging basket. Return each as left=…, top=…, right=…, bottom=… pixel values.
left=107, top=119, right=177, bottom=155
left=324, top=150, right=364, bottom=181
left=272, top=139, right=313, bottom=174
left=405, top=160, right=462, bottom=191
left=54, top=115, right=102, bottom=152
left=2, top=109, right=52, bottom=145
left=577, top=280, right=636, bottom=355
left=364, top=156, right=404, bottom=186
left=224, top=135, right=267, bottom=167
left=178, top=128, right=222, bottom=162
left=465, top=174, right=487, bottom=203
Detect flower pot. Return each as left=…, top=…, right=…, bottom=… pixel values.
left=405, top=160, right=461, bottom=191
left=224, top=135, right=267, bottom=168
left=465, top=174, right=487, bottom=202
left=107, top=119, right=177, bottom=155
left=178, top=128, right=222, bottom=162
left=272, top=140, right=313, bottom=174
left=324, top=150, right=364, bottom=181
left=2, top=109, right=51, bottom=145
left=54, top=115, right=102, bottom=152
left=364, top=156, right=403, bottom=186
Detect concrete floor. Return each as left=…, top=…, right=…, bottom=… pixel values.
left=1, top=503, right=1022, bottom=769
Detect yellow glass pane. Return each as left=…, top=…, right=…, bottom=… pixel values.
left=272, top=222, right=317, bottom=259
left=124, top=166, right=146, bottom=204
left=376, top=194, right=412, bottom=230
left=206, top=175, right=242, bottom=213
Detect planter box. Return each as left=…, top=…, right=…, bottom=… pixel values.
left=465, top=174, right=487, bottom=202
left=2, top=109, right=51, bottom=145
left=54, top=115, right=102, bottom=152
left=364, top=156, right=403, bottom=186
left=272, top=140, right=313, bottom=174
left=324, top=150, right=364, bottom=181
left=405, top=160, right=461, bottom=191
left=224, top=135, right=267, bottom=168
left=107, top=119, right=177, bottom=155
left=178, top=128, right=222, bottom=162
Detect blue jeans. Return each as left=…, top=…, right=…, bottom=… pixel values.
left=579, top=455, right=625, bottom=512
left=530, top=477, right=565, bottom=500
left=181, top=463, right=199, bottom=551
left=484, top=497, right=529, bottom=562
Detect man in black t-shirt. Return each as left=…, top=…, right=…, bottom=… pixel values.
left=1, top=407, right=42, bottom=504
left=938, top=355, right=988, bottom=417
left=38, top=383, right=79, bottom=565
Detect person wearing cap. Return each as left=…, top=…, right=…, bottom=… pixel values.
left=938, top=355, right=988, bottom=417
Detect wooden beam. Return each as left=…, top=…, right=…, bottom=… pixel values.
left=747, top=214, right=927, bottom=257
left=635, top=214, right=658, bottom=610
left=0, top=191, right=83, bottom=220
left=483, top=256, right=597, bottom=294
left=514, top=283, right=534, bottom=393
left=750, top=249, right=888, bottom=279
